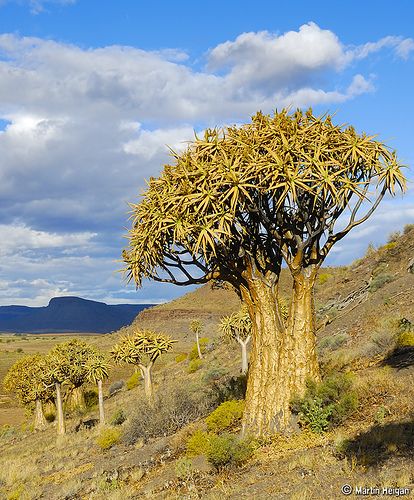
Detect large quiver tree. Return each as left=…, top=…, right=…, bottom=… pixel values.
left=122, top=108, right=407, bottom=435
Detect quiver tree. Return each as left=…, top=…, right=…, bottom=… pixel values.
left=122, top=108, right=407, bottom=435
left=3, top=354, right=53, bottom=431
left=84, top=348, right=111, bottom=425
left=220, top=305, right=252, bottom=374
left=111, top=329, right=176, bottom=402
left=190, top=319, right=204, bottom=359
left=46, top=338, right=96, bottom=434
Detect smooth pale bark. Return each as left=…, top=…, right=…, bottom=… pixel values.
left=97, top=379, right=105, bottom=425
left=55, top=382, right=66, bottom=435
left=196, top=331, right=203, bottom=359
left=138, top=362, right=154, bottom=402
left=33, top=399, right=47, bottom=431
left=240, top=261, right=320, bottom=436
left=236, top=335, right=251, bottom=375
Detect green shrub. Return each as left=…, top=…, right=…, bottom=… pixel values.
left=201, top=365, right=229, bottom=385
left=397, top=331, right=414, bottom=347
left=123, top=388, right=203, bottom=445
left=370, top=273, right=392, bottom=292
left=319, top=334, right=349, bottom=352
left=84, top=389, right=99, bottom=409
left=186, top=430, right=211, bottom=457
left=206, top=373, right=248, bottom=403
left=387, top=230, right=400, bottom=243
left=97, top=427, right=121, bottom=451
left=364, top=242, right=376, bottom=258
left=318, top=273, right=331, bottom=285
left=175, top=353, right=187, bottom=363
left=108, top=408, right=127, bottom=426
left=44, top=411, right=56, bottom=423
left=206, top=433, right=254, bottom=470
left=189, top=337, right=209, bottom=361
left=175, top=457, right=194, bottom=480
left=205, top=399, right=244, bottom=433
left=187, top=359, right=202, bottom=373
left=290, top=373, right=357, bottom=433
left=126, top=372, right=140, bottom=390
left=403, top=223, right=414, bottom=234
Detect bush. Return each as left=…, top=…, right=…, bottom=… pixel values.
left=403, top=223, right=414, bottom=234
left=189, top=338, right=209, bottom=361
left=290, top=373, right=357, bottom=433
left=84, top=389, right=99, bottom=409
left=319, top=334, right=349, bottom=352
left=387, top=230, right=401, bottom=243
left=384, top=242, right=396, bottom=250
left=123, top=388, right=204, bottom=445
left=44, top=411, right=56, bottom=423
left=206, top=433, right=254, bottom=470
left=97, top=427, right=121, bottom=451
left=318, top=273, right=331, bottom=285
left=187, top=359, right=202, bottom=373
left=205, top=399, right=244, bottom=433
left=186, top=430, right=211, bottom=457
left=175, top=353, right=187, bottom=363
left=206, top=374, right=248, bottom=404
left=370, top=273, right=392, bottom=292
left=107, top=380, right=125, bottom=396
left=126, top=372, right=140, bottom=390
left=108, top=408, right=128, bottom=426
left=201, top=365, right=229, bottom=385
left=397, top=331, right=414, bottom=347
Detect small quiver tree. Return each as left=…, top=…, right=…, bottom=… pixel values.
left=3, top=353, right=53, bottom=431
left=190, top=319, right=204, bottom=359
left=84, top=348, right=111, bottom=425
left=220, top=305, right=252, bottom=374
left=111, top=329, right=176, bottom=403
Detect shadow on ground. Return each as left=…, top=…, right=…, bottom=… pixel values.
left=340, top=419, right=414, bottom=468
left=381, top=345, right=414, bottom=370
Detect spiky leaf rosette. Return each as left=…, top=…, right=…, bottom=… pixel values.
left=123, top=108, right=407, bottom=287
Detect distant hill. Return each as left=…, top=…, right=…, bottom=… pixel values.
left=0, top=296, right=156, bottom=334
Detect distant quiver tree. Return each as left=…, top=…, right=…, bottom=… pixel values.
left=219, top=305, right=252, bottom=375
left=3, top=353, right=53, bottom=431
left=122, top=108, right=408, bottom=435
left=111, top=329, right=176, bottom=402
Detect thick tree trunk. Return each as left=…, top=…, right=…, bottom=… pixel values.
left=240, top=263, right=320, bottom=436
left=97, top=379, right=105, bottom=425
left=138, top=362, right=154, bottom=402
left=286, top=270, right=321, bottom=394
left=237, top=335, right=251, bottom=375
left=55, top=382, right=66, bottom=435
left=33, top=399, right=47, bottom=431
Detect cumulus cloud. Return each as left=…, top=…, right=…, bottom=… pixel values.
left=0, top=223, right=97, bottom=254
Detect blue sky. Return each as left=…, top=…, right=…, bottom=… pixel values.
left=0, top=0, right=413, bottom=306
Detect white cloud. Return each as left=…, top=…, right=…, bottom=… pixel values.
left=0, top=25, right=412, bottom=306
left=0, top=224, right=96, bottom=255
left=207, top=23, right=346, bottom=88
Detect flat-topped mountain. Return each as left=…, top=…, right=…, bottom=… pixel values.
left=0, top=296, right=155, bottom=334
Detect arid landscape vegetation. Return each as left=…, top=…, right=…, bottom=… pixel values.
left=0, top=226, right=414, bottom=499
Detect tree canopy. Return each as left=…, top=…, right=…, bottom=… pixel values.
left=122, top=108, right=407, bottom=289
